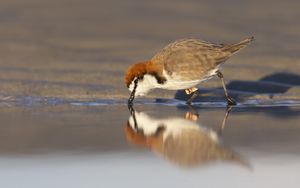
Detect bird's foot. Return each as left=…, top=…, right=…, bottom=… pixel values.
left=185, top=87, right=198, bottom=95
left=186, top=100, right=192, bottom=105
left=185, top=87, right=199, bottom=104
left=227, top=96, right=236, bottom=106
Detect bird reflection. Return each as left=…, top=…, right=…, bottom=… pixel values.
left=125, top=106, right=249, bottom=168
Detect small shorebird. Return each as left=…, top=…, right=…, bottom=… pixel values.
left=125, top=36, right=254, bottom=105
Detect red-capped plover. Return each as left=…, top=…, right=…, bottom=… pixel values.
left=125, top=36, right=254, bottom=105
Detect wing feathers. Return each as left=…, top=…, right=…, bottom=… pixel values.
left=151, top=37, right=252, bottom=81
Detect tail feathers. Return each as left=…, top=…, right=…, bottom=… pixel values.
left=222, top=36, right=254, bottom=54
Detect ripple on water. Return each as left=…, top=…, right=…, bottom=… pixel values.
left=1, top=95, right=300, bottom=108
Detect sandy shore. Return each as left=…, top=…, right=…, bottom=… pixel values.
left=0, top=0, right=299, bottom=101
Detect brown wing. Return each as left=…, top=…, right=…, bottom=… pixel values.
left=151, top=39, right=231, bottom=81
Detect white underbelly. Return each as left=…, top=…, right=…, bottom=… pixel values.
left=158, top=79, right=203, bottom=90
left=158, top=68, right=219, bottom=90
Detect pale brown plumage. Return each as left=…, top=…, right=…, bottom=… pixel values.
left=151, top=36, right=254, bottom=81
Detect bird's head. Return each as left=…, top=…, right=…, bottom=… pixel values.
left=125, top=62, right=155, bottom=99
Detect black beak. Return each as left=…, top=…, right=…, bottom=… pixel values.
left=128, top=90, right=135, bottom=105
left=128, top=80, right=138, bottom=106
left=127, top=103, right=140, bottom=132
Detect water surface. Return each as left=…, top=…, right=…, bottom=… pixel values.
left=0, top=100, right=299, bottom=188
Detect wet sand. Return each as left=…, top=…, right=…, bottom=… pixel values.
left=0, top=0, right=300, bottom=100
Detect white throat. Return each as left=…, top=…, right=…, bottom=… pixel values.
left=129, top=74, right=159, bottom=96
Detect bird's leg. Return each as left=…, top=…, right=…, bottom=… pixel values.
left=185, top=87, right=198, bottom=95
left=216, top=71, right=236, bottom=106
left=185, top=87, right=199, bottom=105
left=217, top=106, right=233, bottom=136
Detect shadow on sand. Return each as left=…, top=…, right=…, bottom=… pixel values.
left=173, top=72, right=300, bottom=118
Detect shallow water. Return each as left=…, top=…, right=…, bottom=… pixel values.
left=0, top=100, right=300, bottom=188
left=0, top=0, right=300, bottom=187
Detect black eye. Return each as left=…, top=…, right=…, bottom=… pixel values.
left=134, top=76, right=144, bottom=84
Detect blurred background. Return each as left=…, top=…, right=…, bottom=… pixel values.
left=0, top=0, right=299, bottom=100
left=1, top=1, right=300, bottom=187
